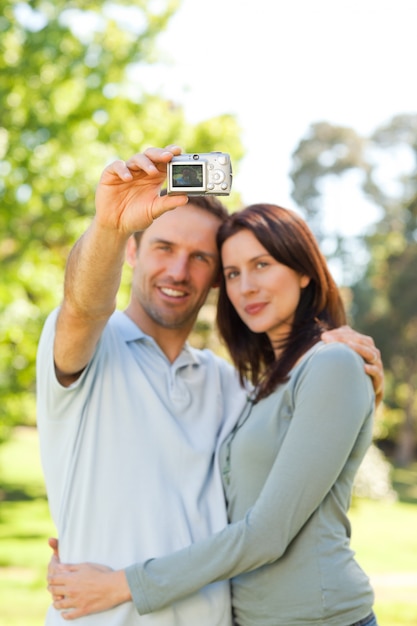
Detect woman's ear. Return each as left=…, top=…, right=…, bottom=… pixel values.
left=300, top=274, right=311, bottom=288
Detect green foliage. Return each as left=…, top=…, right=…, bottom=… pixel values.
left=0, top=1, right=244, bottom=443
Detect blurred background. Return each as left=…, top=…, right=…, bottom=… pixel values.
left=0, top=1, right=416, bottom=624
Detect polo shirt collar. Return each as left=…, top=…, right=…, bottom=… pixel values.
left=112, top=310, right=201, bottom=366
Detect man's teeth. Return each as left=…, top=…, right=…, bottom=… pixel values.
left=161, top=287, right=186, bottom=297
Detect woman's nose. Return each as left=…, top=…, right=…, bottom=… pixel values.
left=240, top=271, right=257, bottom=294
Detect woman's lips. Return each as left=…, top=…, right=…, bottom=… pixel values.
left=244, top=302, right=267, bottom=315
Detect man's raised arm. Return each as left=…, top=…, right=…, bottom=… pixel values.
left=53, top=146, right=188, bottom=386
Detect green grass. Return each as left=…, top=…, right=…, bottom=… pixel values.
left=1, top=427, right=416, bottom=626
left=349, top=499, right=417, bottom=625
left=0, top=427, right=55, bottom=626
left=350, top=499, right=417, bottom=572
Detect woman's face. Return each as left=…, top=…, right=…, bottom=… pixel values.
left=221, top=229, right=310, bottom=348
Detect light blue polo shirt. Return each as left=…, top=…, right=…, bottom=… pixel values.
left=36, top=309, right=247, bottom=626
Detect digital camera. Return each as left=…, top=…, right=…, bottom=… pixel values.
left=167, top=152, right=232, bottom=196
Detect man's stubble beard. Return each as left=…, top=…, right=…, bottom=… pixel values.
left=134, top=282, right=203, bottom=331
left=141, top=300, right=199, bottom=330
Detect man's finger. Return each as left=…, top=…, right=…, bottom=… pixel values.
left=48, top=537, right=59, bottom=557
left=322, top=326, right=375, bottom=348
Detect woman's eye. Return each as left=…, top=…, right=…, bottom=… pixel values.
left=225, top=270, right=238, bottom=280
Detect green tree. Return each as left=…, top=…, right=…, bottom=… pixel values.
left=290, top=121, right=370, bottom=241
left=352, top=194, right=417, bottom=466
left=0, top=0, right=244, bottom=442
left=290, top=114, right=417, bottom=465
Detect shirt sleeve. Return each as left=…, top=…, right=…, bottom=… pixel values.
left=125, top=343, right=375, bottom=614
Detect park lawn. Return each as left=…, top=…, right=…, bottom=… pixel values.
left=349, top=499, right=417, bottom=626
left=0, top=427, right=416, bottom=626
left=0, top=428, right=55, bottom=626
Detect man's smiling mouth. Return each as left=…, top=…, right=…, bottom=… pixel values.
left=160, top=287, right=188, bottom=298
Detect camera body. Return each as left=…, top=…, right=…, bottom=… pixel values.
left=167, top=152, right=232, bottom=196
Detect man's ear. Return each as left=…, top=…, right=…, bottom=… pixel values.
left=126, top=235, right=139, bottom=267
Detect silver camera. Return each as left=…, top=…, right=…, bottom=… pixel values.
left=167, top=152, right=232, bottom=196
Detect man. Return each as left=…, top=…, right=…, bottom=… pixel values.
left=37, top=146, right=383, bottom=625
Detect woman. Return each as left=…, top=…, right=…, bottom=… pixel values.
left=50, top=204, right=378, bottom=626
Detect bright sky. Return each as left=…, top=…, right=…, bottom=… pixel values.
left=139, top=0, right=416, bottom=235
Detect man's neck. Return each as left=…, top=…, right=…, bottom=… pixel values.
left=124, top=305, right=193, bottom=363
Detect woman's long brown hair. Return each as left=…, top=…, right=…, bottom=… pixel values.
left=216, top=204, right=346, bottom=401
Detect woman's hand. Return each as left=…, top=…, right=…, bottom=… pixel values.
left=47, top=562, right=131, bottom=619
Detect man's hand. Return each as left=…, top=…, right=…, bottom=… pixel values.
left=54, top=146, right=189, bottom=382
left=47, top=564, right=131, bottom=620
left=48, top=537, right=59, bottom=559
left=322, top=326, right=384, bottom=406
left=94, top=145, right=189, bottom=236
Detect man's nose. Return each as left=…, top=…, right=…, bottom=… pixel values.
left=167, top=255, right=190, bottom=281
